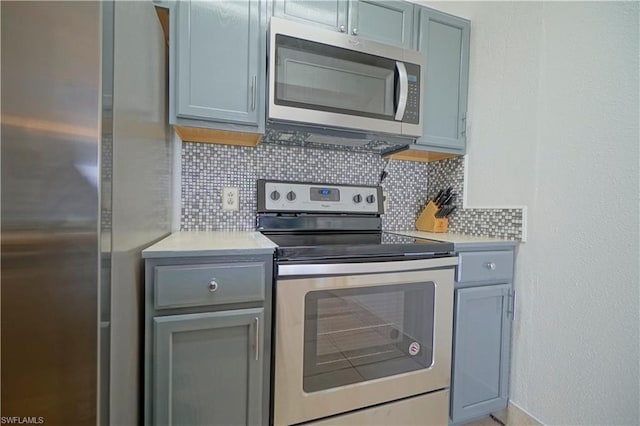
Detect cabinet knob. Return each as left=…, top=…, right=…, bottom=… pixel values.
left=486, top=262, right=496, bottom=270
left=352, top=28, right=358, bottom=36
left=339, top=25, right=346, bottom=33
left=208, top=280, right=219, bottom=292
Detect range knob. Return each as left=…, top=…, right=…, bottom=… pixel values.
left=286, top=191, right=296, bottom=201
left=270, top=190, right=280, bottom=201
left=366, top=194, right=376, bottom=204
left=353, top=194, right=362, bottom=203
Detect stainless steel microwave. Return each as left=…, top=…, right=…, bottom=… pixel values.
left=268, top=17, right=424, bottom=138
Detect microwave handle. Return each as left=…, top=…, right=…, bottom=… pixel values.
left=395, top=61, right=408, bottom=121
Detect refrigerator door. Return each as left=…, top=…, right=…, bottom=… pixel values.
left=1, top=2, right=101, bottom=423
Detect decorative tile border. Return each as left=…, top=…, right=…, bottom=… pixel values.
left=449, top=208, right=523, bottom=240
left=181, top=142, right=430, bottom=231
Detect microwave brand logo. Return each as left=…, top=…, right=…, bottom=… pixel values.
left=1, top=418, right=45, bottom=424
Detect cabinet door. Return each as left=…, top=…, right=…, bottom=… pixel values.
left=273, top=0, right=348, bottom=32
left=153, top=308, right=265, bottom=426
left=414, top=7, right=470, bottom=153
left=451, top=284, right=512, bottom=423
left=349, top=0, right=414, bottom=48
left=175, top=0, right=262, bottom=126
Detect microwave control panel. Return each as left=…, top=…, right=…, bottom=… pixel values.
left=403, top=62, right=421, bottom=124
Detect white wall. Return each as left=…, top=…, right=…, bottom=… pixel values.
left=110, top=1, right=173, bottom=424
left=416, top=2, right=639, bottom=424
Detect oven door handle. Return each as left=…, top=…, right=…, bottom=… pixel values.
left=278, top=257, right=457, bottom=277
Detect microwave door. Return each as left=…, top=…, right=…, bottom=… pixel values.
left=394, top=61, right=409, bottom=121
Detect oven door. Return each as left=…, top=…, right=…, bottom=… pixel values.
left=273, top=257, right=455, bottom=425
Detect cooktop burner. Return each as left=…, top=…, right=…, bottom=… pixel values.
left=256, top=180, right=455, bottom=262
left=263, top=231, right=454, bottom=261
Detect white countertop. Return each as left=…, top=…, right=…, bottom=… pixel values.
left=142, top=231, right=277, bottom=258
left=142, top=230, right=518, bottom=259
left=391, top=230, right=519, bottom=250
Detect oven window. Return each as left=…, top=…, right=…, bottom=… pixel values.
left=303, top=282, right=435, bottom=393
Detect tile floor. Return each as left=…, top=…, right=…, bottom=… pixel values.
left=466, top=404, right=542, bottom=426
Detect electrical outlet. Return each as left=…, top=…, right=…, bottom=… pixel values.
left=222, top=187, right=239, bottom=211
left=383, top=191, right=389, bottom=212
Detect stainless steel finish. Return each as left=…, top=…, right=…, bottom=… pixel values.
left=259, top=179, right=383, bottom=214
left=1, top=2, right=172, bottom=425
left=352, top=28, right=359, bottom=35
left=254, top=317, right=260, bottom=361
left=250, top=75, right=257, bottom=111
left=305, top=390, right=450, bottom=426
left=487, top=262, right=497, bottom=270
left=395, top=61, right=409, bottom=121
left=268, top=17, right=424, bottom=138
left=512, top=289, right=517, bottom=319
left=273, top=266, right=455, bottom=425
left=277, top=256, right=457, bottom=277
left=1, top=2, right=101, bottom=423
left=339, top=24, right=346, bottom=32
left=208, top=280, right=219, bottom=292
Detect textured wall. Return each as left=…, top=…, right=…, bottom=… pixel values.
left=110, top=2, right=173, bottom=424
left=416, top=1, right=640, bottom=424
left=512, top=3, right=639, bottom=424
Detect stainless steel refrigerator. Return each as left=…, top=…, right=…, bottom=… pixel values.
left=1, top=1, right=173, bottom=424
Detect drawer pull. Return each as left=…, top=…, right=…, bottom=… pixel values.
left=208, top=280, right=219, bottom=292
left=486, top=262, right=496, bottom=270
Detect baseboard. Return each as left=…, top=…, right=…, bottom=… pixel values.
left=491, top=402, right=544, bottom=426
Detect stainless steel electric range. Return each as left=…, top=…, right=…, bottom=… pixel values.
left=257, top=179, right=457, bottom=425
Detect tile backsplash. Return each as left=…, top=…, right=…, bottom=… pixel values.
left=181, top=142, right=524, bottom=240
left=428, top=157, right=524, bottom=240
left=181, top=142, right=430, bottom=231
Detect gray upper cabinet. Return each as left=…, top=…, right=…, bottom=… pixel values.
left=349, top=0, right=414, bottom=49
left=273, top=0, right=413, bottom=49
left=273, top=0, right=348, bottom=32
left=154, top=308, right=265, bottom=426
left=171, top=0, right=266, bottom=131
left=450, top=284, right=512, bottom=423
left=414, top=7, right=470, bottom=154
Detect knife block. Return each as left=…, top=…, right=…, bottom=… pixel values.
left=416, top=201, right=449, bottom=233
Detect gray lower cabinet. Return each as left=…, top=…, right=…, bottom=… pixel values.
left=153, top=309, right=264, bottom=426
left=450, top=249, right=515, bottom=425
left=273, top=0, right=414, bottom=49
left=413, top=7, right=470, bottom=154
left=144, top=255, right=273, bottom=426
left=169, top=0, right=267, bottom=132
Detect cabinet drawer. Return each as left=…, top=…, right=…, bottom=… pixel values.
left=154, top=262, right=266, bottom=309
left=457, top=251, right=514, bottom=283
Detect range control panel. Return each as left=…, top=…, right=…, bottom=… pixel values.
left=258, top=180, right=383, bottom=214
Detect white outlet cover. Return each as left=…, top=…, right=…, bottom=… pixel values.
left=222, top=187, right=239, bottom=211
